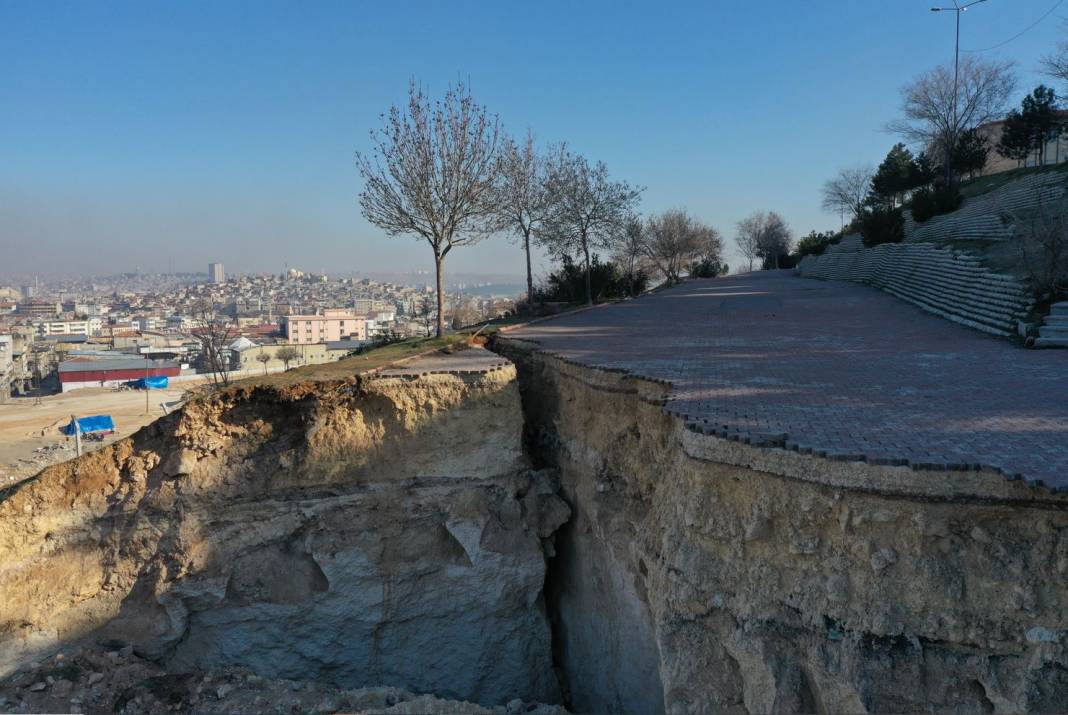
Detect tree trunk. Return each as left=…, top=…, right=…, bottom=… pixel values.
left=583, top=240, right=592, bottom=306
left=524, top=230, right=534, bottom=307
left=434, top=251, right=446, bottom=338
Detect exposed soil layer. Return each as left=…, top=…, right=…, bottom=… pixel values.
left=497, top=337, right=1068, bottom=714
left=0, top=366, right=569, bottom=711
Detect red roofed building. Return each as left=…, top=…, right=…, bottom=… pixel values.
left=58, top=357, right=180, bottom=392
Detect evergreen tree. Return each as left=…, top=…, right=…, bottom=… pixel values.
left=951, top=129, right=990, bottom=179
left=997, top=109, right=1033, bottom=166
left=1022, top=85, right=1062, bottom=165
left=997, top=85, right=1063, bottom=166
left=870, top=144, right=920, bottom=208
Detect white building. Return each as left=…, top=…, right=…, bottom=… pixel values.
left=208, top=263, right=225, bottom=284
left=32, top=318, right=103, bottom=337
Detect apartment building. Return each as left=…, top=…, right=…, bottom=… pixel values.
left=283, top=308, right=369, bottom=345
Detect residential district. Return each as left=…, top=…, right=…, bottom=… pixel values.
left=0, top=263, right=517, bottom=397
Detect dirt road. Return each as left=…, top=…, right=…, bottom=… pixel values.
left=0, top=386, right=189, bottom=486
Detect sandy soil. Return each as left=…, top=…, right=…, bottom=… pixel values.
left=0, top=386, right=190, bottom=486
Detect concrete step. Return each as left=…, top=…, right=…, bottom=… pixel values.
left=1051, top=302, right=1068, bottom=315
left=1039, top=326, right=1068, bottom=339
left=1035, top=337, right=1068, bottom=348
left=1043, top=315, right=1068, bottom=328
left=879, top=279, right=1026, bottom=323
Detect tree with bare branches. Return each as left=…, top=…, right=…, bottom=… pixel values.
left=1042, top=24, right=1068, bottom=88
left=192, top=303, right=237, bottom=388
left=356, top=81, right=502, bottom=337
left=612, top=214, right=650, bottom=297
left=737, top=212, right=793, bottom=271
left=641, top=209, right=722, bottom=284
left=735, top=216, right=762, bottom=272
left=537, top=151, right=642, bottom=305
left=494, top=132, right=558, bottom=306
left=415, top=295, right=435, bottom=337
left=821, top=166, right=874, bottom=226
left=1012, top=196, right=1068, bottom=300
left=276, top=346, right=300, bottom=370
left=888, top=57, right=1015, bottom=184
left=255, top=352, right=271, bottom=375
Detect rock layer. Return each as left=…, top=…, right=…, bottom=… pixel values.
left=499, top=338, right=1068, bottom=714
left=0, top=366, right=568, bottom=707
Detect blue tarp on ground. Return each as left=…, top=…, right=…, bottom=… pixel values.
left=132, top=376, right=169, bottom=389
left=62, top=415, right=116, bottom=435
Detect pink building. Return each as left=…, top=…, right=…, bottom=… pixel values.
left=284, top=309, right=369, bottom=345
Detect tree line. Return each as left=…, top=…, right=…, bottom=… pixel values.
left=819, top=31, right=1068, bottom=251
left=355, top=81, right=737, bottom=336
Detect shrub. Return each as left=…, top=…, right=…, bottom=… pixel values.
left=911, top=185, right=963, bottom=223
left=859, top=206, right=904, bottom=247
left=796, top=230, right=839, bottom=258
left=689, top=259, right=727, bottom=278
left=533, top=255, right=646, bottom=304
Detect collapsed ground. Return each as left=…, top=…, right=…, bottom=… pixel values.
left=1, top=280, right=1067, bottom=713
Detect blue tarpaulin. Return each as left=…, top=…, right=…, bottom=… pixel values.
left=133, top=376, right=169, bottom=389
left=63, top=415, right=116, bottom=436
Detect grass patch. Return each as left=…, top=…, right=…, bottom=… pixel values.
left=958, top=163, right=1068, bottom=199
left=232, top=315, right=537, bottom=389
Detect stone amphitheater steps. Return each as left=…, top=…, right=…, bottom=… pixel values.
left=798, top=238, right=1032, bottom=339
left=1036, top=302, right=1068, bottom=348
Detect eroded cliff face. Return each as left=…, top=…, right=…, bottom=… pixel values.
left=7, top=340, right=1068, bottom=714
left=0, top=366, right=568, bottom=708
left=498, top=338, right=1068, bottom=715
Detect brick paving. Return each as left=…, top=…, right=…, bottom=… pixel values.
left=380, top=346, right=510, bottom=376
left=508, top=272, right=1068, bottom=491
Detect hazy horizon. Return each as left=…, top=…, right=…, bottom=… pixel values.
left=3, top=1, right=1065, bottom=278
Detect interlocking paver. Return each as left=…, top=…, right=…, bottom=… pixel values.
left=509, top=272, right=1068, bottom=490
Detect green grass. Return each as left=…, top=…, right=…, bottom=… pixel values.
left=958, top=162, right=1068, bottom=199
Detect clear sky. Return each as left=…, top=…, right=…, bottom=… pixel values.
left=2, top=0, right=1066, bottom=280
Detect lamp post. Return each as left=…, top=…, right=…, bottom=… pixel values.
left=931, top=0, right=990, bottom=183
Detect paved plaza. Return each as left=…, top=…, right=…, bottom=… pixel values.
left=509, top=272, right=1068, bottom=490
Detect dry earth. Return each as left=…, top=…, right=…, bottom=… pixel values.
left=0, top=387, right=187, bottom=485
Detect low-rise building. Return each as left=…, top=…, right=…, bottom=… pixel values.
left=33, top=319, right=100, bottom=337
left=57, top=357, right=181, bottom=392
left=283, top=309, right=369, bottom=345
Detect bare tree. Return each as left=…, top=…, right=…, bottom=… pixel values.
left=415, top=295, right=435, bottom=337
left=612, top=214, right=649, bottom=297
left=641, top=209, right=722, bottom=284
left=1042, top=23, right=1068, bottom=86
left=736, top=212, right=793, bottom=271
left=821, top=166, right=874, bottom=226
left=537, top=151, right=642, bottom=305
left=192, top=303, right=236, bottom=388
left=735, top=216, right=762, bottom=272
left=256, top=352, right=271, bottom=375
left=494, top=132, right=557, bottom=306
left=888, top=57, right=1016, bottom=184
left=1012, top=196, right=1068, bottom=299
left=276, top=346, right=300, bottom=370
left=356, top=81, right=502, bottom=337
left=756, top=212, right=793, bottom=269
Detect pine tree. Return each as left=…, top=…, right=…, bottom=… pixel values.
left=870, top=144, right=920, bottom=208
left=952, top=129, right=990, bottom=179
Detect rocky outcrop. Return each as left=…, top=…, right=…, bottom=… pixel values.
left=499, top=338, right=1068, bottom=714
left=0, top=366, right=569, bottom=708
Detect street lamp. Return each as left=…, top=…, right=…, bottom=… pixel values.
left=931, top=0, right=991, bottom=182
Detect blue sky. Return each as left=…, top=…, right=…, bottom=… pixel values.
left=1, top=0, right=1066, bottom=280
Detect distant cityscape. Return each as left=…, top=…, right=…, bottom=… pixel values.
left=0, top=263, right=523, bottom=397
